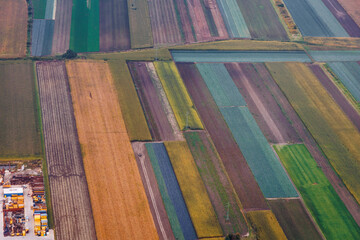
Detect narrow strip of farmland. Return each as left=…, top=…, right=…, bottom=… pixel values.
left=215, top=0, right=250, bottom=38
left=0, top=0, right=27, bottom=58
left=99, top=0, right=130, bottom=51
left=148, top=0, right=182, bottom=46
left=128, top=61, right=180, bottom=141
left=173, top=0, right=195, bottom=43
left=45, top=0, right=56, bottom=19
left=282, top=0, right=348, bottom=37
left=146, top=143, right=197, bottom=240
left=309, top=50, right=360, bottom=62
left=245, top=210, right=287, bottom=240
left=184, top=131, right=248, bottom=236
left=108, top=60, right=152, bottom=141
left=269, top=199, right=323, bottom=240
left=154, top=61, right=203, bottom=130
left=309, top=64, right=360, bottom=131
left=165, top=141, right=223, bottom=238
left=67, top=60, right=158, bottom=240
left=321, top=0, right=360, bottom=37
left=327, top=62, right=360, bottom=103
left=36, top=61, right=96, bottom=240
left=235, top=0, right=288, bottom=41
left=335, top=0, right=360, bottom=28
left=275, top=144, right=360, bottom=240
left=201, top=0, right=229, bottom=39
left=127, top=0, right=153, bottom=48
left=185, top=0, right=212, bottom=42
left=176, top=62, right=268, bottom=210
left=267, top=62, right=360, bottom=206
left=225, top=63, right=300, bottom=144
left=132, top=142, right=176, bottom=240
left=32, top=19, right=55, bottom=56
left=51, top=0, right=72, bottom=55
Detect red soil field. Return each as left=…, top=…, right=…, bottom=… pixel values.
left=177, top=62, right=268, bottom=210
left=174, top=0, right=196, bottom=43
left=204, top=0, right=228, bottom=39
left=148, top=0, right=182, bottom=46
left=321, top=0, right=360, bottom=37
left=225, top=63, right=300, bottom=144
left=52, top=0, right=72, bottom=54
left=186, top=0, right=212, bottom=42
left=36, top=61, right=96, bottom=240
left=309, top=64, right=360, bottom=131
left=262, top=63, right=360, bottom=225
left=99, top=0, right=130, bottom=51
left=132, top=142, right=175, bottom=240
left=128, top=61, right=177, bottom=141
left=336, top=0, right=360, bottom=28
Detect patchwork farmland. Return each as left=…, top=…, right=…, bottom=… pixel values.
left=2, top=0, right=360, bottom=238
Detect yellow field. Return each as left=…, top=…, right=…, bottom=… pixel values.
left=266, top=62, right=360, bottom=204
left=66, top=60, right=158, bottom=240
left=0, top=0, right=27, bottom=58
left=164, top=141, right=223, bottom=238
left=246, top=210, right=287, bottom=240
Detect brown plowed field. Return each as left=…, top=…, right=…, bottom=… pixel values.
left=51, top=0, right=72, bottom=55
left=148, top=0, right=182, bottom=46
left=177, top=63, right=268, bottom=210
left=36, top=61, right=96, bottom=240
left=309, top=64, right=360, bottom=131
left=226, top=63, right=300, bottom=144
left=132, top=142, right=176, bottom=240
left=174, top=0, right=196, bottom=43
left=336, top=0, right=360, bottom=27
left=262, top=63, right=360, bottom=225
left=204, top=0, right=229, bottom=39
left=99, top=0, right=130, bottom=51
left=67, top=60, right=159, bottom=240
left=128, top=61, right=177, bottom=141
left=0, top=0, right=27, bottom=58
left=187, top=0, right=212, bottom=42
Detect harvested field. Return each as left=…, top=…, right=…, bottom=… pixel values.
left=127, top=0, right=153, bottom=48
left=215, top=0, right=250, bottom=38
left=173, top=0, right=195, bottom=43
left=70, top=0, right=99, bottom=52
left=154, top=61, right=203, bottom=130
left=36, top=61, right=96, bottom=240
left=171, top=50, right=311, bottom=62
left=99, top=0, right=130, bottom=51
left=165, top=141, right=223, bottom=238
left=220, top=107, right=298, bottom=198
left=33, top=0, right=47, bottom=18
left=132, top=142, right=175, bottom=240
left=275, top=144, right=360, bottom=240
left=267, top=62, right=360, bottom=205
left=128, top=62, right=180, bottom=141
left=177, top=63, right=268, bottom=210
left=336, top=0, right=360, bottom=27
left=309, top=64, right=360, bottom=131
left=146, top=143, right=197, bottom=240
left=108, top=60, right=151, bottom=141
left=0, top=61, right=41, bottom=157
left=0, top=0, right=27, bottom=58
left=321, top=0, right=360, bottom=37
left=184, top=131, right=248, bottom=236
left=201, top=0, right=228, bottom=39
left=269, top=199, right=322, bottom=240
left=225, top=63, right=300, bottom=144
left=283, top=0, right=348, bottom=37
left=196, top=63, right=246, bottom=107
left=235, top=0, right=288, bottom=41
left=148, top=0, right=182, bottom=46
left=51, top=0, right=72, bottom=55
left=45, top=0, right=55, bottom=19
left=246, top=210, right=287, bottom=240
left=328, top=62, right=360, bottom=102
left=185, top=0, right=211, bottom=42
left=31, top=19, right=55, bottom=56
left=67, top=60, right=158, bottom=240
left=309, top=50, right=360, bottom=61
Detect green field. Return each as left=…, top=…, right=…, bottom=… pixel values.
left=0, top=61, right=42, bottom=157
left=108, top=60, right=151, bottom=141
left=70, top=0, right=99, bottom=52
left=275, top=144, right=360, bottom=240
left=32, top=0, right=47, bottom=19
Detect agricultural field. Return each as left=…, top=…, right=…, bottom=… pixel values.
left=31, top=20, right=54, bottom=57
left=36, top=61, right=96, bottom=240
left=0, top=0, right=27, bottom=58
left=0, top=61, right=42, bottom=158
left=275, top=144, right=360, bottom=240
left=336, top=0, right=360, bottom=27
left=51, top=0, right=73, bottom=54
left=309, top=50, right=360, bottom=62
left=66, top=60, right=158, bottom=240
